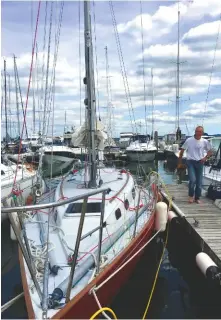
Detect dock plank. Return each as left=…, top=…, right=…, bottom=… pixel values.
left=164, top=183, right=221, bottom=267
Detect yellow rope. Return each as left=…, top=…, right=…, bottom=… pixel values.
left=142, top=223, right=169, bottom=319
left=90, top=307, right=117, bottom=320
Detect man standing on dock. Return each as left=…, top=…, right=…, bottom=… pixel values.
left=178, top=126, right=212, bottom=204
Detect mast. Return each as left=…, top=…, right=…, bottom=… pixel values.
left=14, top=55, right=28, bottom=139
left=64, top=110, right=67, bottom=134
left=105, top=45, right=111, bottom=141
left=8, top=74, right=12, bottom=140
left=176, top=5, right=181, bottom=142
left=151, top=68, right=154, bottom=138
left=33, top=49, right=36, bottom=134
left=13, top=56, right=21, bottom=138
left=84, top=0, right=97, bottom=188
left=4, top=60, right=8, bottom=145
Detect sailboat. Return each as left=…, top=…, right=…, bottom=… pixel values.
left=7, top=2, right=165, bottom=318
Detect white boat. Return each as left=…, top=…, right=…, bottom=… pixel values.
left=126, top=134, right=157, bottom=162
left=203, top=139, right=221, bottom=186
left=40, top=145, right=77, bottom=175
left=203, top=165, right=221, bottom=185
left=1, top=162, right=45, bottom=221
left=22, top=133, right=42, bottom=152
left=119, top=132, right=134, bottom=149
left=13, top=3, right=164, bottom=318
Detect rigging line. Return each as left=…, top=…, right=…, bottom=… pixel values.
left=202, top=14, right=221, bottom=126
left=151, top=68, right=155, bottom=137
left=42, top=1, right=53, bottom=138
left=12, top=0, right=41, bottom=189
left=92, top=0, right=100, bottom=121
left=139, top=0, right=148, bottom=137
left=7, top=74, right=12, bottom=139
left=176, top=6, right=180, bottom=131
left=109, top=1, right=132, bottom=124
left=14, top=56, right=29, bottom=139
left=109, top=1, right=142, bottom=167
left=36, top=42, right=41, bottom=134
left=78, top=0, right=82, bottom=125
left=107, top=49, right=115, bottom=139
left=110, top=1, right=139, bottom=135
left=39, top=1, right=48, bottom=136
left=31, top=0, right=36, bottom=134
left=179, top=0, right=194, bottom=45
left=13, top=58, right=21, bottom=137
left=45, top=1, right=64, bottom=137
left=105, top=46, right=112, bottom=139
left=109, top=1, right=135, bottom=134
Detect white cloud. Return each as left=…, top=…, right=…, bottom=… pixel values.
left=2, top=1, right=221, bottom=137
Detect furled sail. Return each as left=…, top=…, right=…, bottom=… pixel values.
left=71, top=120, right=108, bottom=150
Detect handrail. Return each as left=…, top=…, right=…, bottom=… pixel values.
left=1, top=186, right=110, bottom=213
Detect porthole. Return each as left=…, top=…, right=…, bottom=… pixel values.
left=115, top=208, right=121, bottom=220
left=124, top=199, right=129, bottom=210
left=132, top=188, right=136, bottom=199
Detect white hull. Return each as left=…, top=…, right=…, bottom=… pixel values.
left=1, top=167, right=46, bottom=222
left=7, top=152, right=34, bottom=163
left=19, top=166, right=157, bottom=319
left=43, top=154, right=75, bottom=166
left=126, top=150, right=156, bottom=162
left=203, top=166, right=221, bottom=186
left=119, top=140, right=130, bottom=149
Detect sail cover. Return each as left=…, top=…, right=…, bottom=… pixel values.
left=71, top=120, right=108, bottom=150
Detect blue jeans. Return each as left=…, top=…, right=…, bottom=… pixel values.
left=186, top=160, right=203, bottom=200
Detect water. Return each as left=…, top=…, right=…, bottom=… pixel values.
left=1, top=159, right=220, bottom=319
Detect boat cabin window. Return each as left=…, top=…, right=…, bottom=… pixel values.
left=124, top=199, right=129, bottom=210
left=132, top=188, right=136, bottom=199
left=131, top=135, right=150, bottom=143
left=115, top=208, right=121, bottom=220
left=66, top=202, right=101, bottom=214
left=1, top=170, right=5, bottom=175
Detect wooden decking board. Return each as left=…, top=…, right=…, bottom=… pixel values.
left=164, top=183, right=221, bottom=266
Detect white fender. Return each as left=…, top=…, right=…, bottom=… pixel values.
left=155, top=201, right=168, bottom=232
left=168, top=210, right=177, bottom=221
left=10, top=212, right=20, bottom=241
left=196, top=252, right=217, bottom=276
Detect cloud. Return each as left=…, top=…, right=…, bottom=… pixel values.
left=182, top=20, right=221, bottom=51
left=2, top=0, right=221, bottom=137
left=183, top=99, right=221, bottom=122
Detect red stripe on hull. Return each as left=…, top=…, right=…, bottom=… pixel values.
left=20, top=214, right=155, bottom=319
left=54, top=214, right=155, bottom=319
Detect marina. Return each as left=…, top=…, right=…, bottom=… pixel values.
left=1, top=0, right=221, bottom=319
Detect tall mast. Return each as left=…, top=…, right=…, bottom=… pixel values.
left=151, top=68, right=154, bottom=138
left=176, top=5, right=181, bottom=142
left=84, top=0, right=97, bottom=188
left=14, top=55, right=28, bottom=139
left=64, top=110, right=67, bottom=134
left=13, top=56, right=21, bottom=138
left=4, top=60, right=8, bottom=145
left=33, top=48, right=36, bottom=134
left=8, top=74, right=12, bottom=140
left=105, top=45, right=111, bottom=140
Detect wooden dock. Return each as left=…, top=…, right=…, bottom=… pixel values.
left=161, top=183, right=221, bottom=268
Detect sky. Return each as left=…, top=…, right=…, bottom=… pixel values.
left=1, top=0, right=221, bottom=139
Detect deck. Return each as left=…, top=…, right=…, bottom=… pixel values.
left=161, top=183, right=221, bottom=267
